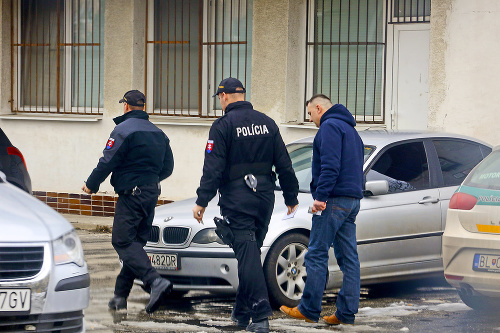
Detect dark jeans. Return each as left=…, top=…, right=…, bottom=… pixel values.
left=298, top=196, right=361, bottom=324
left=222, top=209, right=274, bottom=323
left=112, top=184, right=161, bottom=298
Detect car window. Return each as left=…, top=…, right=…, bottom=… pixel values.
left=366, top=141, right=429, bottom=193
left=433, top=140, right=489, bottom=187
left=286, top=144, right=313, bottom=192
left=282, top=143, right=375, bottom=192
left=463, top=150, right=500, bottom=190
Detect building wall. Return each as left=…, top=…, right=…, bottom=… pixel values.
left=429, top=0, right=500, bottom=146
left=0, top=0, right=317, bottom=205
left=5, top=0, right=497, bottom=208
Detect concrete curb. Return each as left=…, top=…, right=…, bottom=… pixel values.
left=63, top=214, right=113, bottom=233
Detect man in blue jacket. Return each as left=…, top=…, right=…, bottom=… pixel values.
left=82, top=90, right=174, bottom=314
left=280, top=94, right=364, bottom=325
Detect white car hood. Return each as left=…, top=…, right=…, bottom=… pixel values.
left=154, top=196, right=220, bottom=229
left=0, top=182, right=73, bottom=242
left=153, top=192, right=315, bottom=246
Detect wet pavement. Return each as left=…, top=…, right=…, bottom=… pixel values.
left=76, top=227, right=500, bottom=333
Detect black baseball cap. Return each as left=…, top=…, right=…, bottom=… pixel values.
left=212, top=77, right=246, bottom=97
left=119, top=90, right=146, bottom=106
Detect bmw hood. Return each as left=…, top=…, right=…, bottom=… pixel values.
left=0, top=182, right=73, bottom=242
left=154, top=196, right=221, bottom=228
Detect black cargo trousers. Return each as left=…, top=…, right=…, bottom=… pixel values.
left=111, top=183, right=161, bottom=298
left=220, top=186, right=275, bottom=323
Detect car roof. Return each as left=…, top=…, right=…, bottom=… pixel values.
left=288, top=130, right=492, bottom=147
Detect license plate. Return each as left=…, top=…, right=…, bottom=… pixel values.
left=473, top=254, right=500, bottom=273
left=148, top=253, right=179, bottom=270
left=0, top=289, right=31, bottom=312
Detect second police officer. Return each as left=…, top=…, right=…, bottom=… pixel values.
left=192, top=77, right=299, bottom=333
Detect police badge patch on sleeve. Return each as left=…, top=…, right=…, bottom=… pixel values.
left=206, top=140, right=214, bottom=153
left=106, top=138, right=115, bottom=149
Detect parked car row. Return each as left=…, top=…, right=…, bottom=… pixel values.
left=142, top=130, right=496, bottom=308
left=0, top=128, right=89, bottom=332
left=2, top=123, right=499, bottom=328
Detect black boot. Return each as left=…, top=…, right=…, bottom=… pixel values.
left=108, top=295, right=127, bottom=310
left=145, top=277, right=172, bottom=314
left=231, top=308, right=250, bottom=328
left=246, top=318, right=269, bottom=333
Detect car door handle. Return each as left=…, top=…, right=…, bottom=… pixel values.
left=418, top=197, right=440, bottom=204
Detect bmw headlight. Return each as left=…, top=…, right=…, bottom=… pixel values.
left=53, top=230, right=85, bottom=266
left=192, top=228, right=225, bottom=245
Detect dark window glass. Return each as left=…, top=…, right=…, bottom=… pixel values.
left=434, top=140, right=487, bottom=187
left=366, top=142, right=429, bottom=193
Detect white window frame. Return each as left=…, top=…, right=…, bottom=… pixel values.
left=146, top=0, right=251, bottom=117
left=14, top=0, right=102, bottom=114
left=146, top=0, right=214, bottom=117
left=305, top=0, right=387, bottom=123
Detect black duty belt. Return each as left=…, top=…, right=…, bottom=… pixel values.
left=118, top=183, right=160, bottom=196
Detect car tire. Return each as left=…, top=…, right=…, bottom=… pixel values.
left=264, top=233, right=309, bottom=308
left=458, top=291, right=500, bottom=311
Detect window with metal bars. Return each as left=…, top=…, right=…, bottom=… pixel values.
left=11, top=0, right=104, bottom=114
left=389, top=0, right=430, bottom=23
left=145, top=0, right=252, bottom=117
left=305, top=0, right=385, bottom=123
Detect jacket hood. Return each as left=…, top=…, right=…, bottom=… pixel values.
left=320, top=104, right=356, bottom=127
left=113, top=110, right=149, bottom=125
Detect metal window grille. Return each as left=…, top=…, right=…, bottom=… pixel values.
left=11, top=0, right=104, bottom=114
left=389, top=0, right=430, bottom=23
left=305, top=0, right=386, bottom=123
left=145, top=0, right=252, bottom=117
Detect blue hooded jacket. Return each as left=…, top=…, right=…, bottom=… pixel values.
left=310, top=104, right=364, bottom=201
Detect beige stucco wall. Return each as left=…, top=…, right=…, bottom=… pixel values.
left=252, top=0, right=317, bottom=145
left=429, top=0, right=500, bottom=146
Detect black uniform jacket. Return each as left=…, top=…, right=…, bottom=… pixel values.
left=86, top=110, right=174, bottom=193
left=195, top=101, right=298, bottom=211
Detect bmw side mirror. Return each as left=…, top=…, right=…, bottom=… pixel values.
left=363, top=180, right=389, bottom=197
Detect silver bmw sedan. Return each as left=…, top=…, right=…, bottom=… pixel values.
left=144, top=130, right=491, bottom=307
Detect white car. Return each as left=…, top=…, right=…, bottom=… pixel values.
left=145, top=131, right=491, bottom=307
left=443, top=146, right=500, bottom=310
left=0, top=172, right=89, bottom=331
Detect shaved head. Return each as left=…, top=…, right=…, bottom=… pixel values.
left=307, top=94, right=333, bottom=110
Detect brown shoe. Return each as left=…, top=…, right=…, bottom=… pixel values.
left=323, top=314, right=352, bottom=325
left=279, top=306, right=317, bottom=323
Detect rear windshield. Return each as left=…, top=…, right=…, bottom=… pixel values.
left=464, top=150, right=500, bottom=190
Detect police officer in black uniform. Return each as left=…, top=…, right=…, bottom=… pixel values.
left=192, top=78, right=299, bottom=333
left=82, top=90, right=174, bottom=314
